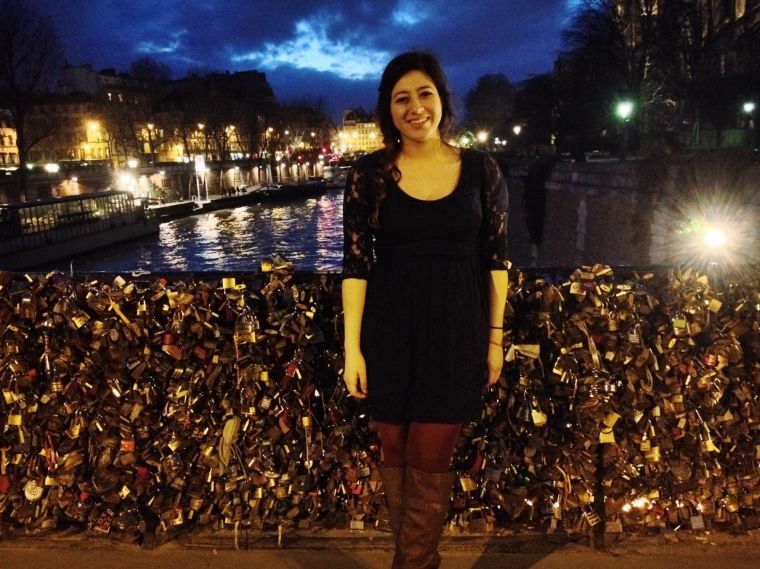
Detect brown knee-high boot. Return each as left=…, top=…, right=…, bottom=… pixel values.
left=393, top=466, right=455, bottom=569
left=379, top=466, right=405, bottom=539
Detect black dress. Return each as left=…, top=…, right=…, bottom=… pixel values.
left=342, top=149, right=509, bottom=424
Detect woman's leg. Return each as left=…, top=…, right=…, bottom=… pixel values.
left=396, top=422, right=461, bottom=569
left=375, top=421, right=409, bottom=467
left=405, top=423, right=462, bottom=473
left=375, top=422, right=409, bottom=541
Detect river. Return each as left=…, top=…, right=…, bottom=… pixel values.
left=66, top=192, right=344, bottom=273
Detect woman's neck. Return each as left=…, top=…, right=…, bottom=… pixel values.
left=399, top=136, right=446, bottom=161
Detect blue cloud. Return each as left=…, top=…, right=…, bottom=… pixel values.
left=230, top=14, right=389, bottom=81
left=34, top=0, right=574, bottom=119
left=137, top=30, right=187, bottom=55
left=392, top=1, right=432, bottom=27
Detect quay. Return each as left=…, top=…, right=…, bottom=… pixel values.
left=150, top=179, right=329, bottom=222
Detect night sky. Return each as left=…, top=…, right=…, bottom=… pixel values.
left=38, top=0, right=579, bottom=119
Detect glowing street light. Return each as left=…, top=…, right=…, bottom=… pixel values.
left=476, top=130, right=489, bottom=144
left=146, top=123, right=156, bottom=164
left=616, top=100, right=634, bottom=121
left=742, top=101, right=756, bottom=147
left=703, top=227, right=727, bottom=248
left=512, top=125, right=522, bottom=136
left=615, top=99, right=635, bottom=160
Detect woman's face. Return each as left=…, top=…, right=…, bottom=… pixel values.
left=390, top=70, right=443, bottom=145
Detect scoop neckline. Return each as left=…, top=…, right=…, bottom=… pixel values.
left=394, top=149, right=466, bottom=203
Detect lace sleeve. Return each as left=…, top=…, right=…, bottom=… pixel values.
left=342, top=161, right=374, bottom=279
left=482, top=153, right=509, bottom=270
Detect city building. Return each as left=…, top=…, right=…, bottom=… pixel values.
left=335, top=109, right=381, bottom=153
left=58, top=64, right=149, bottom=106
left=0, top=110, right=19, bottom=169
left=152, top=70, right=276, bottom=163
left=25, top=94, right=110, bottom=164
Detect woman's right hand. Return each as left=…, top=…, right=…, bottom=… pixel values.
left=343, top=347, right=369, bottom=398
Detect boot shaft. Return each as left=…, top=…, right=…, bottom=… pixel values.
left=393, top=466, right=455, bottom=569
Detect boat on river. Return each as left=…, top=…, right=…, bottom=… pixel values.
left=0, top=191, right=159, bottom=270
left=322, top=165, right=351, bottom=188
left=196, top=179, right=327, bottom=213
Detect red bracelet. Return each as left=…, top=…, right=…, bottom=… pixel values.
left=489, top=340, right=502, bottom=347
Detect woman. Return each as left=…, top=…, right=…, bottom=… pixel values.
left=342, top=51, right=509, bottom=568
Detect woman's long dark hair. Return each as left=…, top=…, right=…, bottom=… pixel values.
left=369, top=51, right=455, bottom=227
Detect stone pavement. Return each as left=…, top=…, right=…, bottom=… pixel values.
left=2, top=529, right=760, bottom=569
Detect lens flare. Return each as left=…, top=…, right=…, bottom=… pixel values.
left=703, top=227, right=727, bottom=248
left=650, top=153, right=759, bottom=279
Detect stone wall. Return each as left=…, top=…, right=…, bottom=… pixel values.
left=504, top=159, right=646, bottom=268
left=503, top=155, right=759, bottom=269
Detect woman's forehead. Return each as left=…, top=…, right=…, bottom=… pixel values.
left=392, top=70, right=435, bottom=93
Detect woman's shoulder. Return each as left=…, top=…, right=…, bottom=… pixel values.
left=353, top=150, right=385, bottom=173
left=462, top=148, right=495, bottom=164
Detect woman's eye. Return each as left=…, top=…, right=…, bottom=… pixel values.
left=395, top=97, right=409, bottom=104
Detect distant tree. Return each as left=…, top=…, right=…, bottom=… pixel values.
left=129, top=55, right=172, bottom=82
left=513, top=74, right=557, bottom=147
left=464, top=74, right=514, bottom=136
left=0, top=0, right=64, bottom=201
left=655, top=1, right=744, bottom=146
left=552, top=0, right=666, bottom=155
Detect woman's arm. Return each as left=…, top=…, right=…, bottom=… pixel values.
left=341, top=162, right=374, bottom=398
left=342, top=278, right=368, bottom=398
left=482, top=153, right=510, bottom=386
left=487, top=270, right=508, bottom=385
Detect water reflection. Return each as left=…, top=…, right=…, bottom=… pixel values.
left=67, top=192, right=345, bottom=273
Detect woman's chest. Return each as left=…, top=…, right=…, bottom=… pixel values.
left=378, top=179, right=483, bottom=242
left=396, top=161, right=461, bottom=201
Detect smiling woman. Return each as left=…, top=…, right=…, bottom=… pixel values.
left=341, top=51, right=509, bottom=569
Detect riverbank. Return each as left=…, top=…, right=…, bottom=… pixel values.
left=149, top=181, right=332, bottom=222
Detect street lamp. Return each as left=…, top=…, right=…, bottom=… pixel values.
left=146, top=123, right=156, bottom=165
left=512, top=125, right=522, bottom=136
left=615, top=99, right=635, bottom=160
left=742, top=101, right=756, bottom=147
left=476, top=130, right=489, bottom=149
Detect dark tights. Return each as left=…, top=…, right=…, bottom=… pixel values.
left=375, top=422, right=462, bottom=473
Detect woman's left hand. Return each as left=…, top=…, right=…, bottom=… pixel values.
left=486, top=343, right=504, bottom=386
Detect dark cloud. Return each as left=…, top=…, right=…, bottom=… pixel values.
left=38, top=0, right=571, bottom=119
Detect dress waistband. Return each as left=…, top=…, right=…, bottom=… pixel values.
left=375, top=240, right=479, bottom=262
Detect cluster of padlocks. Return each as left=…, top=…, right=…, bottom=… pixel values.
left=0, top=263, right=758, bottom=544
